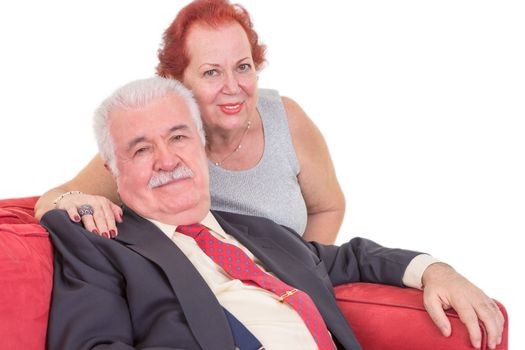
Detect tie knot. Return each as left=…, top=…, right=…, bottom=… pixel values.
left=176, top=223, right=205, bottom=237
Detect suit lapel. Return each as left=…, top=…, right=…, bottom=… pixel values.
left=116, top=206, right=235, bottom=350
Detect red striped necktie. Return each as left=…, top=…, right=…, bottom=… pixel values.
left=176, top=223, right=336, bottom=350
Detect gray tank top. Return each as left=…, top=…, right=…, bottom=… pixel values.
left=209, top=89, right=308, bottom=235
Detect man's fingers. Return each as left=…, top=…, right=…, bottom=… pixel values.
left=424, top=294, right=451, bottom=337
left=455, top=304, right=482, bottom=349
left=474, top=300, right=505, bottom=349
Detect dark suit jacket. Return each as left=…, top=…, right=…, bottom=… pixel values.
left=42, top=207, right=421, bottom=350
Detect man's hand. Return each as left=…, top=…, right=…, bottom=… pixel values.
left=421, top=263, right=505, bottom=349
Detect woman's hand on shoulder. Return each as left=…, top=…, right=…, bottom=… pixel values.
left=34, top=154, right=121, bottom=238
left=55, top=192, right=122, bottom=238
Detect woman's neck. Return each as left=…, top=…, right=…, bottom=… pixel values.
left=205, top=112, right=264, bottom=169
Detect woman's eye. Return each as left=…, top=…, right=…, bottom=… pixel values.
left=203, top=69, right=219, bottom=77
left=238, top=63, right=252, bottom=72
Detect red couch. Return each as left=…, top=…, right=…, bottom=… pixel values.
left=0, top=196, right=508, bottom=350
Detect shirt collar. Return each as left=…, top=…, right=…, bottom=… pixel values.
left=149, top=211, right=227, bottom=239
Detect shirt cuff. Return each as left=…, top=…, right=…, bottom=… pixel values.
left=402, top=254, right=441, bottom=289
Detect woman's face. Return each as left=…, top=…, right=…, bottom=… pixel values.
left=182, top=21, right=258, bottom=133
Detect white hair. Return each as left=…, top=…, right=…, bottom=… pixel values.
left=93, top=76, right=205, bottom=175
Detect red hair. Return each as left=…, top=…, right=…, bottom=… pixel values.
left=156, top=0, right=266, bottom=80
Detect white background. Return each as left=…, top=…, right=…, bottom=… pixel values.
left=1, top=1, right=523, bottom=347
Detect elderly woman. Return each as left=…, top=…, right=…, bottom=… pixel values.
left=34, top=0, right=345, bottom=244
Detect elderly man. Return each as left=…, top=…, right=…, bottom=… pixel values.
left=42, top=77, right=503, bottom=350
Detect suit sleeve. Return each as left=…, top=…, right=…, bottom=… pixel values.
left=308, top=236, right=423, bottom=288
left=41, top=210, right=184, bottom=350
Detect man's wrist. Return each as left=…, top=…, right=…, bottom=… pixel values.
left=421, top=262, right=455, bottom=289
left=403, top=254, right=441, bottom=289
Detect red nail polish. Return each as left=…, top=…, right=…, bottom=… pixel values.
left=92, top=229, right=99, bottom=234
left=109, top=230, right=116, bottom=237
left=74, top=215, right=81, bottom=222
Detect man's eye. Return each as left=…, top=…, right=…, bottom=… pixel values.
left=134, top=147, right=149, bottom=156
left=171, top=135, right=185, bottom=142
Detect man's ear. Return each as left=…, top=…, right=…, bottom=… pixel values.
left=103, top=162, right=116, bottom=177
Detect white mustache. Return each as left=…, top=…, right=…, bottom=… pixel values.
left=148, top=166, right=193, bottom=189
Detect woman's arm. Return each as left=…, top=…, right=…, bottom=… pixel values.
left=283, top=96, right=346, bottom=244
left=34, top=155, right=122, bottom=236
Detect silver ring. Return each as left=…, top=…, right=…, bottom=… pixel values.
left=78, top=204, right=95, bottom=217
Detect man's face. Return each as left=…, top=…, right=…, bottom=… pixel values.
left=109, top=93, right=210, bottom=224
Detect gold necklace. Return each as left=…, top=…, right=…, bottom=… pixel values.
left=210, top=120, right=252, bottom=166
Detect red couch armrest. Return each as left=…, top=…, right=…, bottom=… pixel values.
left=335, top=283, right=508, bottom=350
left=0, top=196, right=52, bottom=350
